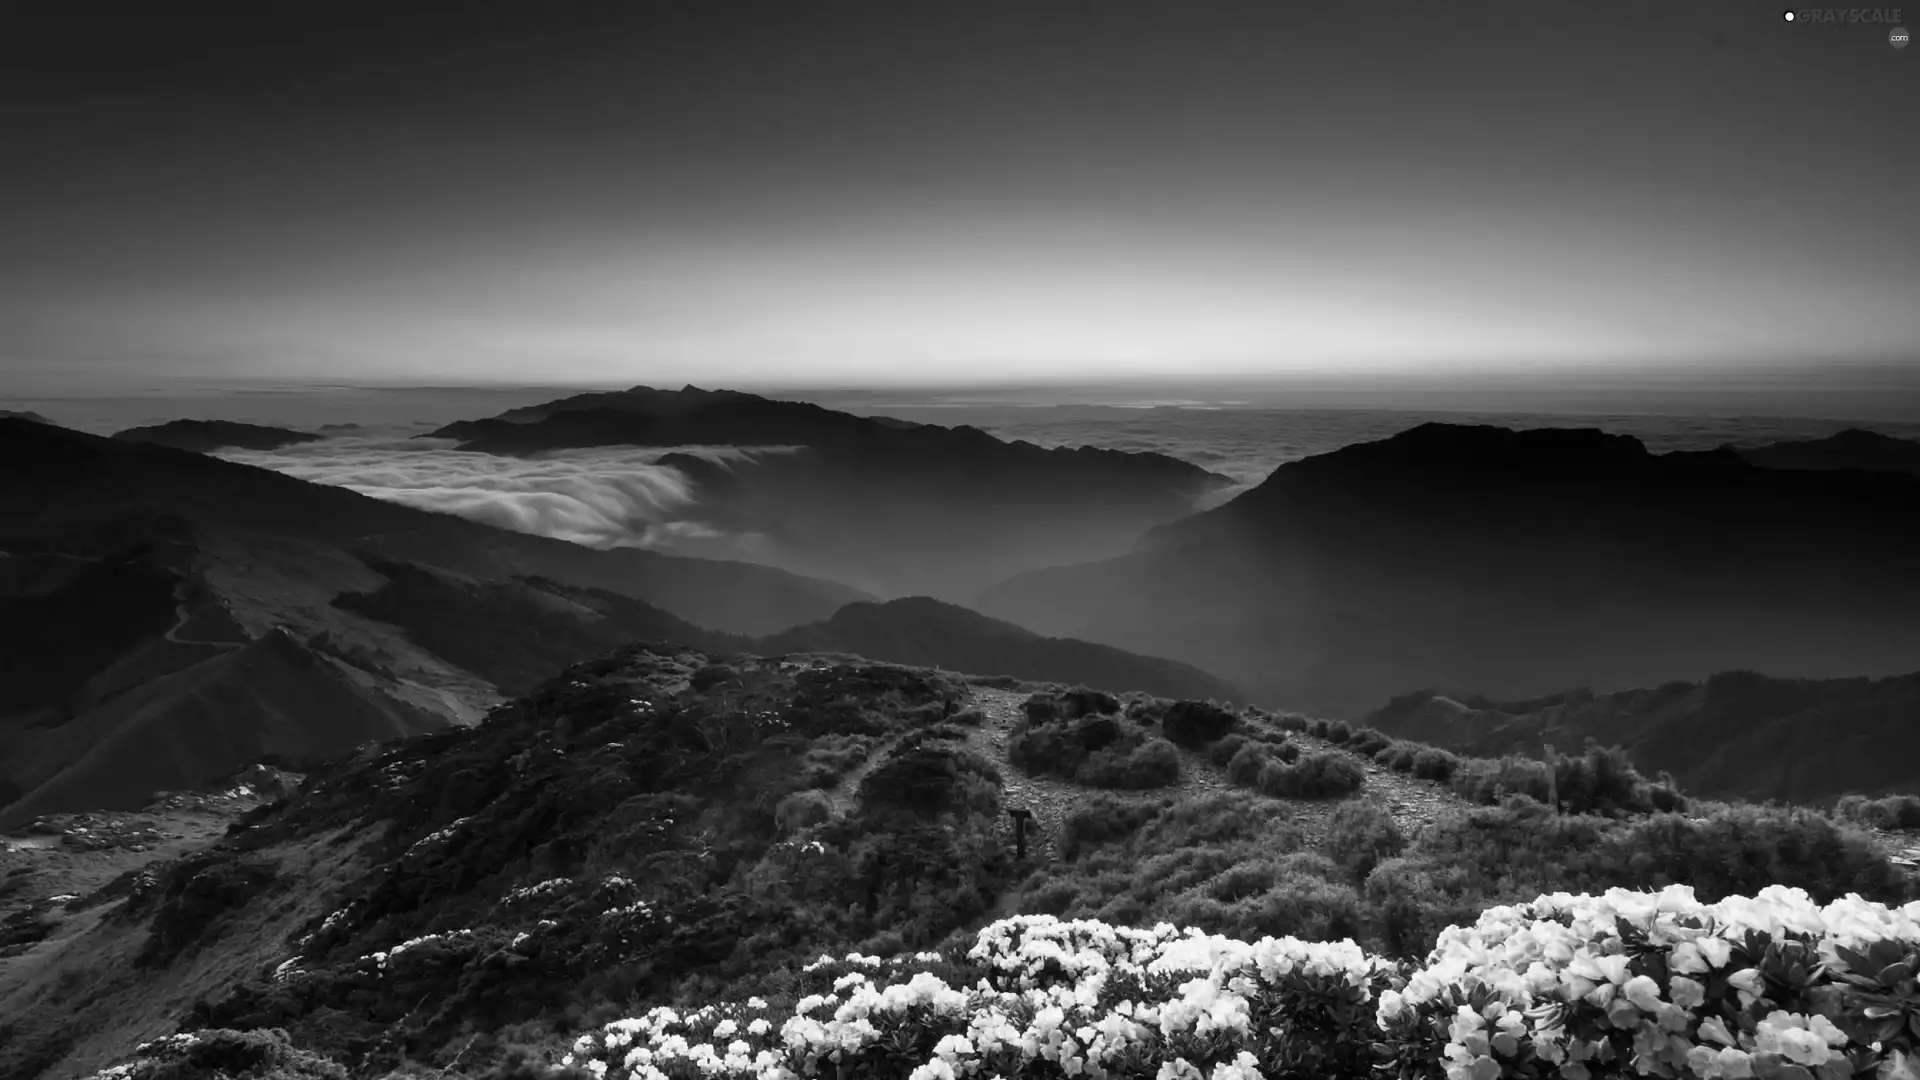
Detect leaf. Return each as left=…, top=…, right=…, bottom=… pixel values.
left=1838, top=946, right=1876, bottom=973
left=1884, top=964, right=1913, bottom=989
left=1815, top=1060, right=1854, bottom=1080
left=1753, top=1057, right=1817, bottom=1080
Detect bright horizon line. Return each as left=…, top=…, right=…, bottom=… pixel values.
left=9, top=355, right=1918, bottom=393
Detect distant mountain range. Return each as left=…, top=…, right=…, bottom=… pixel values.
left=1365, top=669, right=1920, bottom=804
left=757, top=596, right=1237, bottom=700
left=1734, top=428, right=1920, bottom=476
left=425, top=384, right=1234, bottom=599
left=0, top=416, right=1234, bottom=825
left=112, top=419, right=323, bottom=453
left=978, top=422, right=1920, bottom=718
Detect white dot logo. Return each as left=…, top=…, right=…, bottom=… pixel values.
left=1893, top=26, right=1911, bottom=48
left=1783, top=9, right=1796, bottom=20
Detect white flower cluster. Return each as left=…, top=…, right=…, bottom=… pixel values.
left=367, top=928, right=477, bottom=971
left=1382, top=884, right=1920, bottom=1080
left=404, top=815, right=473, bottom=856
left=82, top=1034, right=206, bottom=1080
left=506, top=877, right=574, bottom=904
left=799, top=949, right=948, bottom=973
left=566, top=913, right=1389, bottom=1080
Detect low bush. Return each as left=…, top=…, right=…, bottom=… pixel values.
left=1160, top=700, right=1237, bottom=749
left=1258, top=750, right=1366, bottom=799
left=1836, top=792, right=1920, bottom=830
left=1006, top=712, right=1180, bottom=790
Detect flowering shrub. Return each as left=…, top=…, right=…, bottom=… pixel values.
left=558, top=890, right=1920, bottom=1080
left=1378, top=884, right=1920, bottom=1080
left=563, top=912, right=1392, bottom=1079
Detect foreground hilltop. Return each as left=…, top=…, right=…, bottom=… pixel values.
left=4, top=643, right=1913, bottom=1079
left=980, top=422, right=1920, bottom=717
left=425, top=384, right=1235, bottom=599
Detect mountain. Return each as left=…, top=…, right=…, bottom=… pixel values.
left=0, top=417, right=867, bottom=823
left=1365, top=669, right=1920, bottom=804
left=111, top=419, right=326, bottom=453
left=0, top=409, right=54, bottom=425
left=0, top=419, right=1231, bottom=827
left=978, top=422, right=1920, bottom=719
left=754, top=596, right=1240, bottom=700
left=1736, top=428, right=1920, bottom=476
left=4, top=644, right=1911, bottom=1080
left=0, top=627, right=445, bottom=830
left=424, top=384, right=1234, bottom=599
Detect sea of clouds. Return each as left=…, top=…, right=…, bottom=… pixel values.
left=218, top=435, right=801, bottom=554
left=208, top=406, right=1920, bottom=553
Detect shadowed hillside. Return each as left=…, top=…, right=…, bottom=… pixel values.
left=979, top=423, right=1920, bottom=718
left=756, top=596, right=1239, bottom=700
left=425, top=385, right=1234, bottom=599
left=1365, top=669, right=1920, bottom=804
left=0, top=417, right=870, bottom=638
left=0, top=629, right=446, bottom=829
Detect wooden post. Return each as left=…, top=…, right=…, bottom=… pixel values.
left=1543, top=743, right=1560, bottom=813
left=1009, top=808, right=1033, bottom=860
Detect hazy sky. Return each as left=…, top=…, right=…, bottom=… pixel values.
left=2, top=1, right=1914, bottom=392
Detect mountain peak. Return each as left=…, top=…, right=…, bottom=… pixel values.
left=1367, top=422, right=1653, bottom=466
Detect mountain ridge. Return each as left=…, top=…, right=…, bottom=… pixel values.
left=417, top=385, right=1235, bottom=599
left=979, top=421, right=1920, bottom=718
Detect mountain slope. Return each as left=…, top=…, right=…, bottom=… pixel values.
left=0, top=629, right=445, bottom=829
left=424, top=384, right=1234, bottom=599
left=756, top=596, right=1239, bottom=700
left=978, top=422, right=1920, bottom=718
left=112, top=420, right=323, bottom=453
left=0, top=418, right=869, bottom=824
left=4, top=644, right=1911, bottom=1080
left=1364, top=669, right=1920, bottom=804
left=0, top=416, right=867, bottom=636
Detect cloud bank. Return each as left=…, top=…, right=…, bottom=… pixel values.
left=220, top=436, right=798, bottom=554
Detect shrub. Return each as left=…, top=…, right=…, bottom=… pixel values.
left=1346, top=727, right=1394, bottom=757
left=948, top=707, right=986, bottom=727
left=108, top=1028, right=349, bottom=1080
left=1020, top=693, right=1061, bottom=723
left=1007, top=714, right=1180, bottom=790
left=773, top=790, right=832, bottom=834
left=1321, top=798, right=1406, bottom=883
left=1258, top=751, right=1366, bottom=799
left=688, top=664, right=736, bottom=692
left=1325, top=720, right=1353, bottom=744
left=1206, top=732, right=1247, bottom=767
left=1161, top=700, right=1237, bottom=749
left=1058, top=796, right=1165, bottom=859
left=1376, top=742, right=1419, bottom=771
left=1055, top=686, right=1121, bottom=718
left=1410, top=747, right=1460, bottom=782
left=1836, top=792, right=1920, bottom=830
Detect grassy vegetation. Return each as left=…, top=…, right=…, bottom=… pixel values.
left=13, top=645, right=1917, bottom=1080
left=1006, top=689, right=1181, bottom=789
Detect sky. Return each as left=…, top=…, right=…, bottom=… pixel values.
left=1, top=1, right=1914, bottom=394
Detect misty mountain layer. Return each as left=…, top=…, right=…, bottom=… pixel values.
left=427, top=384, right=1234, bottom=599
left=978, top=423, right=1920, bottom=718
